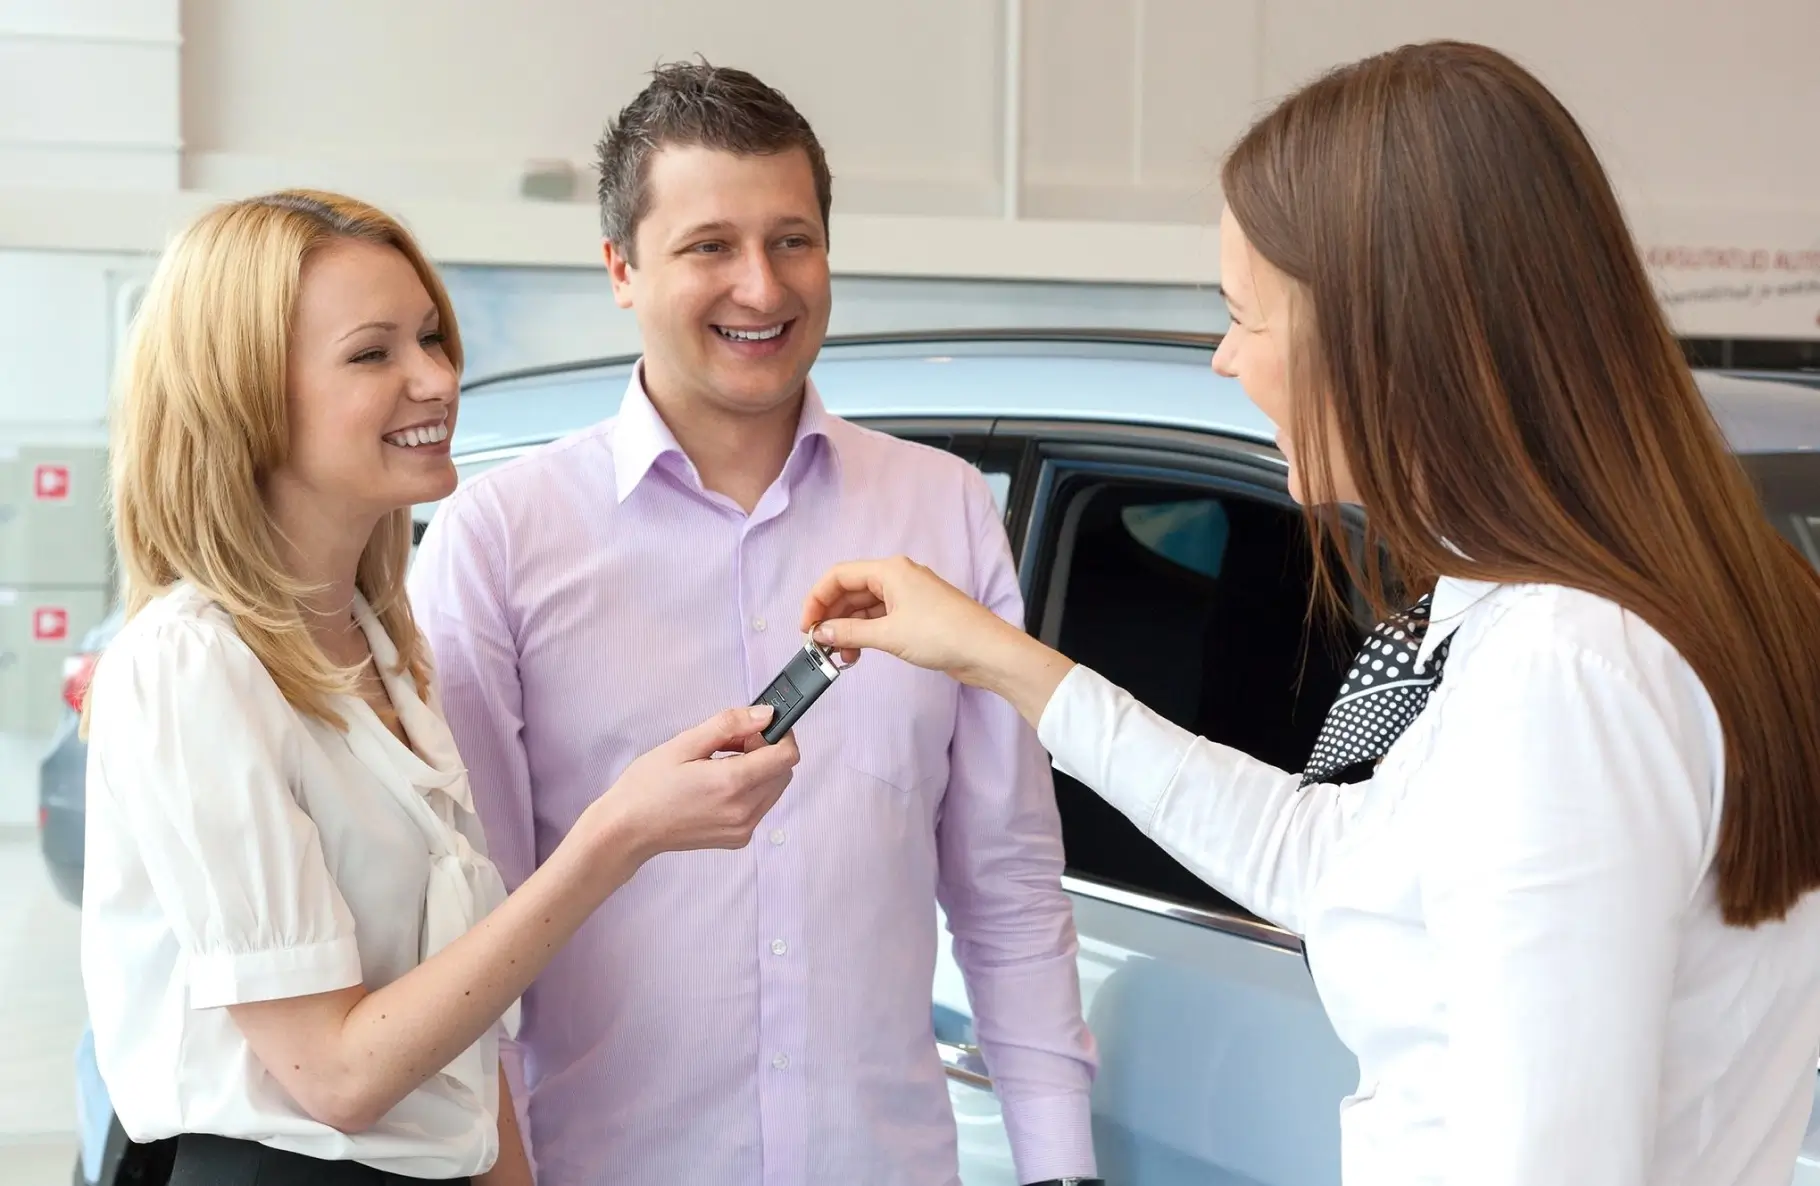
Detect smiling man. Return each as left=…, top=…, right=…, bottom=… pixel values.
left=407, top=63, right=1099, bottom=1186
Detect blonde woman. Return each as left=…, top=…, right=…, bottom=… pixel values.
left=80, top=189, right=801, bottom=1186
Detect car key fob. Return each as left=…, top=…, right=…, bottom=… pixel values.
left=751, top=634, right=846, bottom=745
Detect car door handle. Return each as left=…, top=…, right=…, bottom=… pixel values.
left=938, top=1040, right=994, bottom=1092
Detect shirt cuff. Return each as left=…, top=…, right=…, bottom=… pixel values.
left=187, top=934, right=364, bottom=1008
left=1002, top=1090, right=1098, bottom=1182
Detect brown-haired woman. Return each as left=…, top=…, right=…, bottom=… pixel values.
left=799, top=41, right=1820, bottom=1186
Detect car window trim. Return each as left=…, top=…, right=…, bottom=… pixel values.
left=937, top=1040, right=994, bottom=1091
left=996, top=422, right=1290, bottom=584
left=1063, top=874, right=1302, bottom=952
left=1012, top=426, right=1349, bottom=954
left=1020, top=448, right=1303, bottom=641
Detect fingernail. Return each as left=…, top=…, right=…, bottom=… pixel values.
left=749, top=705, right=774, bottom=722
left=813, top=625, right=833, bottom=642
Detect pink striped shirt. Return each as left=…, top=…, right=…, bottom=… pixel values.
left=408, top=368, right=1097, bottom=1185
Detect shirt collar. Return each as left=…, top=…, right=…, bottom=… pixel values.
left=611, top=361, right=835, bottom=504
left=1417, top=575, right=1499, bottom=667
left=348, top=591, right=470, bottom=805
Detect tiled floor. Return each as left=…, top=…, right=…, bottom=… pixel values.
left=1, top=1141, right=81, bottom=1186
left=0, top=827, right=85, bottom=1186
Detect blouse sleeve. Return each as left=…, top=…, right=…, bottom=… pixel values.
left=85, top=616, right=363, bottom=1008
left=1037, top=663, right=1340, bottom=934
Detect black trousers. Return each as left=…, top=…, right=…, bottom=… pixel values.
left=166, top=1133, right=472, bottom=1185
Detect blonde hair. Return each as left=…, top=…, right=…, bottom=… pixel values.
left=98, top=189, right=463, bottom=729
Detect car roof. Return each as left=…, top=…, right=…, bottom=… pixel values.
left=452, top=329, right=1820, bottom=458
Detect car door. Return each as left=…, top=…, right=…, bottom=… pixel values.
left=932, top=420, right=1366, bottom=1185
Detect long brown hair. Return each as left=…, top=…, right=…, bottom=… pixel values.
left=1223, top=40, right=1820, bottom=927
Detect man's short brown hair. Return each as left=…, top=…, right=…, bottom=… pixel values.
left=595, top=60, right=833, bottom=264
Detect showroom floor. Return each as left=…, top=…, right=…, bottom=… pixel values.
left=0, top=826, right=85, bottom=1186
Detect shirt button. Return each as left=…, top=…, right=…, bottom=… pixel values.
left=772, top=1053, right=790, bottom=1070
left=753, top=617, right=768, bottom=631
left=769, top=828, right=786, bottom=846
left=771, top=939, right=788, bottom=956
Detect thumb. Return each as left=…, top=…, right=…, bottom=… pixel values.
left=813, top=615, right=892, bottom=657
left=667, top=705, right=776, bottom=760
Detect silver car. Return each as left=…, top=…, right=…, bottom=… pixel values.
left=47, top=330, right=1820, bottom=1184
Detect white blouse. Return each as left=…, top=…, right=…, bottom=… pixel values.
left=80, top=583, right=515, bottom=1178
left=1039, top=576, right=1820, bottom=1186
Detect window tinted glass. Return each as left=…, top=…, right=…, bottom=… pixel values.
left=1120, top=499, right=1229, bottom=579
left=1739, top=453, right=1820, bottom=569
left=1037, top=471, right=1361, bottom=914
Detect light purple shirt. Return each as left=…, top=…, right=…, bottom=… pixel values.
left=408, top=368, right=1097, bottom=1186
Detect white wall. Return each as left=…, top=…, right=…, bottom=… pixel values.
left=174, top=0, right=1820, bottom=225
left=1022, top=0, right=1820, bottom=223
left=179, top=0, right=1010, bottom=217
left=1, top=0, right=1816, bottom=332
left=0, top=250, right=143, bottom=448
left=1015, top=0, right=1820, bottom=336
left=0, top=0, right=180, bottom=189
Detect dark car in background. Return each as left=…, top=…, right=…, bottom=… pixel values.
left=38, top=608, right=119, bottom=906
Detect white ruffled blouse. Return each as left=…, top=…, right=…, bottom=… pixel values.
left=80, top=583, right=515, bottom=1178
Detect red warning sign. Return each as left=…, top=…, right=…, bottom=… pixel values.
left=33, top=607, right=68, bottom=642
left=33, top=464, right=69, bottom=501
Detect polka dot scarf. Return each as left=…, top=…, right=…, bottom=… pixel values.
left=1299, top=594, right=1454, bottom=789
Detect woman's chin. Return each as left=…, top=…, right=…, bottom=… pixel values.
left=410, top=466, right=460, bottom=505
left=1285, top=465, right=1306, bottom=505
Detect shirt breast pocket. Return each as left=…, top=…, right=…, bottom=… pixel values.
left=832, top=652, right=959, bottom=794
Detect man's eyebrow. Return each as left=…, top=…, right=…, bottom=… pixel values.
left=673, top=220, right=737, bottom=242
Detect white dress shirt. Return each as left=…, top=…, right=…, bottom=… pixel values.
left=1039, top=575, right=1820, bottom=1185
left=80, top=583, right=513, bottom=1178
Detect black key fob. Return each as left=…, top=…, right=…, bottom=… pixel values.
left=751, top=634, right=846, bottom=745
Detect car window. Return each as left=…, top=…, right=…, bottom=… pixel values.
left=1738, top=453, right=1820, bottom=570
left=1119, top=498, right=1229, bottom=579
left=1033, top=468, right=1361, bottom=915
left=981, top=469, right=1012, bottom=515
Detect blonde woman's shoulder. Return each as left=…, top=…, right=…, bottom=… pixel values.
left=95, top=583, right=278, bottom=709
left=118, top=581, right=236, bottom=642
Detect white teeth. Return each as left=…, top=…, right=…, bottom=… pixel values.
left=385, top=422, right=449, bottom=448
left=717, top=324, right=785, bottom=342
